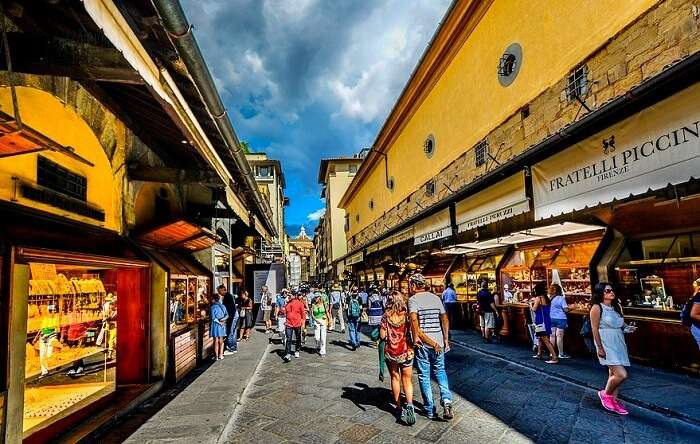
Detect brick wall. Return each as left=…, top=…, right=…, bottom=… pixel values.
left=349, top=0, right=700, bottom=252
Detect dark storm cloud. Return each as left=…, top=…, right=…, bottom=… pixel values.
left=181, top=0, right=451, bottom=230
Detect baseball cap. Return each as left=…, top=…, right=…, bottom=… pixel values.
left=409, top=273, right=427, bottom=286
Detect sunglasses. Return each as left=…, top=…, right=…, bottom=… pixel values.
left=604, top=288, right=614, bottom=294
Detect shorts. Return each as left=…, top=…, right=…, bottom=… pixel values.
left=385, top=351, right=414, bottom=367
left=480, top=312, right=495, bottom=329
left=551, top=318, right=567, bottom=329
left=263, top=309, right=272, bottom=322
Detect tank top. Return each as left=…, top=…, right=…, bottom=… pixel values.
left=312, top=303, right=327, bottom=320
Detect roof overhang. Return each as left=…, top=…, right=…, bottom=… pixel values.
left=136, top=219, right=219, bottom=252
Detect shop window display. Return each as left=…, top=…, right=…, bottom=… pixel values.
left=169, top=275, right=210, bottom=329
left=614, top=234, right=700, bottom=310
left=24, top=263, right=117, bottom=436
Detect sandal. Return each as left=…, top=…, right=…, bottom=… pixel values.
left=532, top=354, right=543, bottom=359
left=545, top=359, right=560, bottom=364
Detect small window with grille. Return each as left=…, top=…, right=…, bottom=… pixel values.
left=426, top=180, right=436, bottom=197
left=369, top=199, right=374, bottom=210
left=344, top=214, right=350, bottom=232
left=37, top=156, right=87, bottom=201
left=423, top=135, right=435, bottom=158
left=566, top=65, right=588, bottom=101
left=475, top=140, right=489, bottom=168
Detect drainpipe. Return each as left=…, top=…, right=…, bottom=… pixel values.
left=151, top=0, right=276, bottom=238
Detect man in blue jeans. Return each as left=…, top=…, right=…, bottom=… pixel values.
left=346, top=288, right=362, bottom=350
left=408, top=274, right=453, bottom=420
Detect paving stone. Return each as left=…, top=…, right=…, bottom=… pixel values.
left=337, top=424, right=382, bottom=443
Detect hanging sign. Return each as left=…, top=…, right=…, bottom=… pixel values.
left=456, top=173, right=529, bottom=232
left=533, top=82, right=700, bottom=220
left=413, top=208, right=451, bottom=245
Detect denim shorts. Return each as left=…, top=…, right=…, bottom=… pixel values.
left=551, top=318, right=567, bottom=329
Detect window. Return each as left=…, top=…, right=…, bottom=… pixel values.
left=37, top=156, right=87, bottom=201
left=355, top=214, right=359, bottom=223
left=258, top=166, right=271, bottom=178
left=328, top=165, right=336, bottom=175
left=475, top=140, right=489, bottom=167
left=369, top=199, right=374, bottom=210
left=423, top=135, right=435, bottom=158
left=566, top=65, right=589, bottom=101
left=426, top=180, right=436, bottom=197
left=387, top=176, right=395, bottom=191
left=520, top=105, right=530, bottom=119
left=497, top=43, right=523, bottom=87
left=349, top=164, right=358, bottom=174
left=344, top=214, right=350, bottom=233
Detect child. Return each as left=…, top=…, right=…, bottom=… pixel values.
left=210, top=293, right=228, bottom=360
left=380, top=291, right=416, bottom=425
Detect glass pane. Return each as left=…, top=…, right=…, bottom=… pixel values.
left=24, top=263, right=116, bottom=435
left=170, top=278, right=187, bottom=325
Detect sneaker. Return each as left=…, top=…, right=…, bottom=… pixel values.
left=558, top=353, right=571, bottom=359
left=598, top=390, right=616, bottom=413
left=294, top=351, right=300, bottom=358
left=283, top=354, right=291, bottom=363
left=611, top=398, right=629, bottom=415
left=425, top=411, right=439, bottom=421
left=403, top=404, right=416, bottom=426
left=223, top=350, right=235, bottom=356
left=443, top=403, right=454, bottom=421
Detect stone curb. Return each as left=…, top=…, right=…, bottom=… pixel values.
left=452, top=338, right=700, bottom=428
left=216, top=340, right=271, bottom=443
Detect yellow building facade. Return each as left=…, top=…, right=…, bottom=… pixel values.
left=340, top=0, right=682, bottom=248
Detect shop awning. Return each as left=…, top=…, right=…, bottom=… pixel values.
left=533, top=82, right=700, bottom=220
left=136, top=219, right=219, bottom=252
left=413, top=208, right=451, bottom=245
left=456, top=173, right=529, bottom=233
left=456, top=222, right=604, bottom=250
left=145, top=248, right=210, bottom=278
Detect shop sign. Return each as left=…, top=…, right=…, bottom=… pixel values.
left=456, top=173, right=529, bottom=233
left=346, top=251, right=364, bottom=265
left=413, top=208, right=451, bottom=246
left=533, top=83, right=700, bottom=220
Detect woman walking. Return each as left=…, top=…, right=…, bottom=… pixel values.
left=312, top=294, right=330, bottom=356
left=530, top=283, right=559, bottom=364
left=210, top=293, right=229, bottom=360
left=549, top=283, right=570, bottom=359
left=380, top=290, right=416, bottom=425
left=591, top=282, right=636, bottom=415
left=237, top=290, right=254, bottom=341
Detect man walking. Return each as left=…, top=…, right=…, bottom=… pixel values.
left=329, top=283, right=346, bottom=333
left=219, top=285, right=238, bottom=355
left=442, top=283, right=457, bottom=327
left=408, top=273, right=453, bottom=421
left=346, top=287, right=363, bottom=350
left=283, top=292, right=307, bottom=362
left=261, top=285, right=273, bottom=333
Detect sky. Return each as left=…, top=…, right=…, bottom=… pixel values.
left=181, top=0, right=451, bottom=237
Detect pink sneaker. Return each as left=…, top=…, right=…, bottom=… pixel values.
left=598, top=390, right=617, bottom=413
left=611, top=398, right=629, bottom=415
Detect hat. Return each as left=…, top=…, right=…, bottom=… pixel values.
left=504, top=284, right=509, bottom=290
left=409, top=273, right=427, bottom=286
left=332, top=283, right=341, bottom=290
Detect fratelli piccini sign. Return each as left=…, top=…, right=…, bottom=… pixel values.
left=532, top=82, right=700, bottom=220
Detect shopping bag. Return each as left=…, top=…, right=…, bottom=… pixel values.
left=96, top=326, right=106, bottom=346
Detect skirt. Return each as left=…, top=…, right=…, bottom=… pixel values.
left=238, top=310, right=254, bottom=329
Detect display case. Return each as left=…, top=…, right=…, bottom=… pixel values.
left=24, top=263, right=117, bottom=437
left=170, top=275, right=210, bottom=329
left=500, top=247, right=542, bottom=302
left=449, top=256, right=473, bottom=302
left=422, top=256, right=454, bottom=294
left=546, top=239, right=600, bottom=308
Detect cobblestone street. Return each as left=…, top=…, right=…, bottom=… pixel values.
left=217, top=329, right=700, bottom=444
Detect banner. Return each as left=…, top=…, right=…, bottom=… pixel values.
left=413, top=208, right=451, bottom=245
left=456, top=173, right=529, bottom=232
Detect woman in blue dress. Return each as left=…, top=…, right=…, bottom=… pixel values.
left=530, top=282, right=559, bottom=364
left=210, top=293, right=229, bottom=360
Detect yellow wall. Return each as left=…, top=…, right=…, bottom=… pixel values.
left=0, top=87, right=122, bottom=231
left=344, top=0, right=657, bottom=239
left=327, top=162, right=361, bottom=263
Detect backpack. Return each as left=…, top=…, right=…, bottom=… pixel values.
left=680, top=299, right=694, bottom=327
left=349, top=297, right=362, bottom=319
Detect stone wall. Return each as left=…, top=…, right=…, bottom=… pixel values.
left=348, top=0, right=700, bottom=252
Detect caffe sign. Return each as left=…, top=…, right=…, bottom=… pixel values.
left=533, top=82, right=700, bottom=220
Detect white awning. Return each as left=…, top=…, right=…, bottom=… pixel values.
left=533, top=82, right=700, bottom=220
left=413, top=208, right=451, bottom=245
left=455, top=173, right=529, bottom=233
left=456, top=222, right=604, bottom=250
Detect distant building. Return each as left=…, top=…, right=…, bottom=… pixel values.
left=288, top=226, right=316, bottom=286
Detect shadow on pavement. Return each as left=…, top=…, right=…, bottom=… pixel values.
left=341, top=382, right=395, bottom=414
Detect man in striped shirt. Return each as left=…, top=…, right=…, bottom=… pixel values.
left=408, top=273, right=453, bottom=421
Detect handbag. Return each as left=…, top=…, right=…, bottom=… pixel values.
left=533, top=306, right=546, bottom=333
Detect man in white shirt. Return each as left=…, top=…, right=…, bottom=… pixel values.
left=329, top=284, right=346, bottom=333
left=408, top=273, right=453, bottom=421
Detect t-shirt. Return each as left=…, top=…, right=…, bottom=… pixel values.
left=276, top=295, right=286, bottom=309
left=476, top=289, right=495, bottom=313
left=261, top=292, right=273, bottom=310
left=409, top=291, right=446, bottom=349
left=442, top=288, right=457, bottom=304
left=550, top=295, right=568, bottom=320
left=222, top=292, right=237, bottom=320
left=358, top=291, right=369, bottom=305
left=692, top=293, right=700, bottom=328
left=330, top=291, right=342, bottom=307
left=285, top=299, right=306, bottom=328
